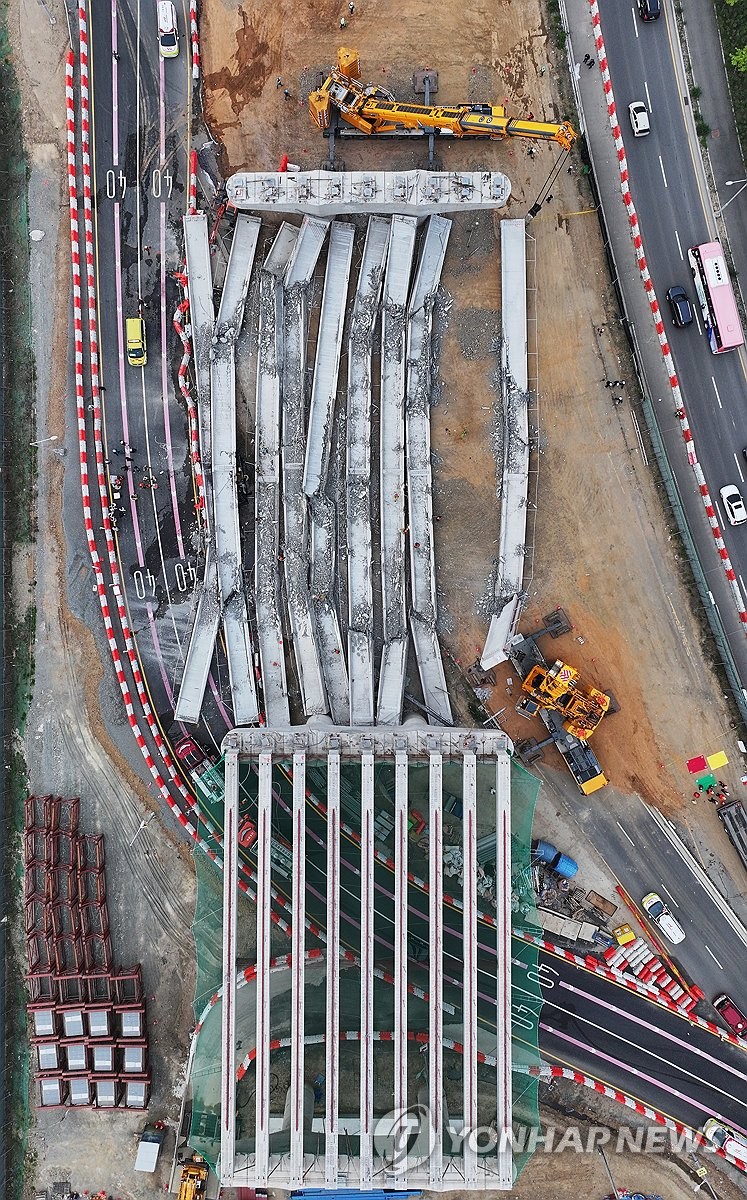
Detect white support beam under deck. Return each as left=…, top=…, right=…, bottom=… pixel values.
left=461, top=750, right=478, bottom=1185
left=289, top=751, right=307, bottom=1186
left=495, top=751, right=513, bottom=1189
left=220, top=748, right=239, bottom=1179
left=254, top=751, right=274, bottom=1183
left=324, top=747, right=341, bottom=1185
left=359, top=747, right=375, bottom=1186
left=428, top=747, right=444, bottom=1187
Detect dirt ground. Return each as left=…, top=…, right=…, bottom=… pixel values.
left=7, top=0, right=747, bottom=1192
left=203, top=0, right=743, bottom=816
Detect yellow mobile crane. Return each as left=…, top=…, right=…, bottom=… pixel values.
left=517, top=659, right=611, bottom=741
left=309, top=49, right=577, bottom=151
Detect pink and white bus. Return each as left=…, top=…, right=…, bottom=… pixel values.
left=687, top=241, right=744, bottom=354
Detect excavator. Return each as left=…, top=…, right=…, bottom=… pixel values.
left=308, top=49, right=577, bottom=151
left=517, top=659, right=611, bottom=741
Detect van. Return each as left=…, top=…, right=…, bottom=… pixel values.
left=126, top=316, right=147, bottom=367
left=638, top=0, right=661, bottom=18
left=158, top=0, right=179, bottom=58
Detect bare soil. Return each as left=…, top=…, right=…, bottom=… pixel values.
left=203, top=0, right=742, bottom=817
left=8, top=0, right=747, bottom=1191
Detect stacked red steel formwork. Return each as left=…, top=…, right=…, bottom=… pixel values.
left=603, top=937, right=698, bottom=1012
left=24, top=796, right=150, bottom=1110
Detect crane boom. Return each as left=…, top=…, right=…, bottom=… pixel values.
left=309, top=50, right=577, bottom=151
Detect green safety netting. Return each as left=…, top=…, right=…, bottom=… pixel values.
left=186, top=750, right=544, bottom=1183
left=508, top=756, right=543, bottom=1181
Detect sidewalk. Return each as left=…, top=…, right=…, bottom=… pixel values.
left=559, top=0, right=747, bottom=679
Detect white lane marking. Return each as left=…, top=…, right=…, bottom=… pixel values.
left=712, top=376, right=723, bottom=409
left=616, top=820, right=636, bottom=847
left=659, top=156, right=668, bottom=188
left=735, top=452, right=745, bottom=483
left=640, top=799, right=747, bottom=947
left=674, top=229, right=684, bottom=261
left=705, top=944, right=724, bottom=969
left=644, top=80, right=652, bottom=111
left=556, top=976, right=747, bottom=1090
left=740, top=575, right=747, bottom=602
left=714, top=504, right=725, bottom=531
left=632, top=6, right=640, bottom=36
left=660, top=884, right=678, bottom=907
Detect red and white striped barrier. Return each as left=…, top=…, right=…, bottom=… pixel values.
left=188, top=147, right=198, bottom=214
left=589, top=0, right=747, bottom=628
left=173, top=272, right=206, bottom=518
left=189, top=1, right=199, bottom=81
left=68, top=16, right=230, bottom=872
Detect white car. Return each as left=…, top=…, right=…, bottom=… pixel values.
left=720, top=484, right=747, bottom=527
left=703, top=1118, right=747, bottom=1160
left=628, top=101, right=650, bottom=137
left=641, top=892, right=685, bottom=944
left=158, top=0, right=179, bottom=58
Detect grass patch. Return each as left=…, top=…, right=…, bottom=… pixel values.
left=716, top=0, right=747, bottom=152
left=0, top=3, right=36, bottom=1196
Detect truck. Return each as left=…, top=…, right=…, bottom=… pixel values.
left=716, top=798, right=747, bottom=873
left=509, top=608, right=615, bottom=794
left=177, top=1155, right=208, bottom=1200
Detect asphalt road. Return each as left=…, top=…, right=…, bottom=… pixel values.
left=87, top=1, right=232, bottom=758
left=259, top=766, right=747, bottom=1137
left=577, top=0, right=747, bottom=679
left=78, top=0, right=747, bottom=1149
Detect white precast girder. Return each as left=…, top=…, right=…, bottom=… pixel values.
left=393, top=745, right=409, bottom=1184
left=428, top=746, right=444, bottom=1187
left=226, top=169, right=511, bottom=215
left=255, top=270, right=290, bottom=725
left=282, top=284, right=328, bottom=717
left=220, top=747, right=239, bottom=1178
left=359, top=746, right=375, bottom=1187
left=304, top=222, right=356, bottom=497
left=310, top=500, right=350, bottom=724
left=254, top=751, right=273, bottom=1182
left=462, top=750, right=478, bottom=1185
left=290, top=752, right=307, bottom=1186
left=481, top=219, right=529, bottom=671
left=495, top=750, right=513, bottom=1188
left=347, top=218, right=390, bottom=725
left=173, top=548, right=221, bottom=723
left=324, top=747, right=341, bottom=1185
left=183, top=212, right=216, bottom=433
left=378, top=215, right=417, bottom=725
left=406, top=215, right=453, bottom=725
left=211, top=346, right=259, bottom=724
